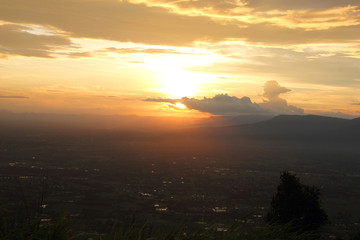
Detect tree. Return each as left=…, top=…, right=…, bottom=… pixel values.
left=266, top=171, right=328, bottom=232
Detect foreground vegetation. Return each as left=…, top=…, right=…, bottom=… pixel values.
left=0, top=213, right=321, bottom=240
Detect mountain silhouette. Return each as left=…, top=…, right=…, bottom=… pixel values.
left=225, top=114, right=360, bottom=143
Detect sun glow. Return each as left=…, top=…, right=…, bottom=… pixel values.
left=173, top=102, right=187, bottom=109
left=145, top=51, right=219, bottom=99
left=160, top=66, right=205, bottom=98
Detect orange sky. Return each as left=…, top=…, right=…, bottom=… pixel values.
left=1, top=0, right=360, bottom=118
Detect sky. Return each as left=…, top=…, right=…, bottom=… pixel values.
left=1, top=0, right=360, bottom=118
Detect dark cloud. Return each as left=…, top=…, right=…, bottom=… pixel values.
left=351, top=103, right=360, bottom=105
left=144, top=98, right=178, bottom=103
left=0, top=24, right=72, bottom=58
left=259, top=81, right=304, bottom=114
left=181, top=94, right=268, bottom=116
left=0, top=95, right=29, bottom=99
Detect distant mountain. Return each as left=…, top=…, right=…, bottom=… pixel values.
left=222, top=114, right=360, bottom=142
left=351, top=117, right=360, bottom=124
left=250, top=114, right=349, bottom=132
left=198, top=114, right=274, bottom=127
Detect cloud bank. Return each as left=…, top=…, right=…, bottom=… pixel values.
left=145, top=81, right=304, bottom=116
left=181, top=94, right=266, bottom=115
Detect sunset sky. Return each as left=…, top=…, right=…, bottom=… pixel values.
left=1, top=0, right=360, bottom=118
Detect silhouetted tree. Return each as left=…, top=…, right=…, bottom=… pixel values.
left=266, top=171, right=328, bottom=232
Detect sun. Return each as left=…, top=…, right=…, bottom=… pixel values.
left=160, top=66, right=204, bottom=99
left=146, top=53, right=218, bottom=99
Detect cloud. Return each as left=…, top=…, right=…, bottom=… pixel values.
left=145, top=81, right=304, bottom=116
left=130, top=0, right=247, bottom=15
left=245, top=0, right=360, bottom=11
left=105, top=47, right=191, bottom=55
left=131, top=0, right=360, bottom=31
left=1, top=0, right=359, bottom=47
left=262, top=80, right=291, bottom=100
left=191, top=45, right=360, bottom=87
left=66, top=51, right=93, bottom=58
left=144, top=97, right=178, bottom=103
left=0, top=24, right=72, bottom=58
left=132, top=0, right=360, bottom=13
left=96, top=95, right=117, bottom=98
left=0, top=0, right=244, bottom=46
left=0, top=95, right=28, bottom=99
left=259, top=81, right=304, bottom=114
left=256, top=5, right=360, bottom=31
left=144, top=97, right=188, bottom=110
left=181, top=94, right=268, bottom=116
left=235, top=23, right=360, bottom=45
